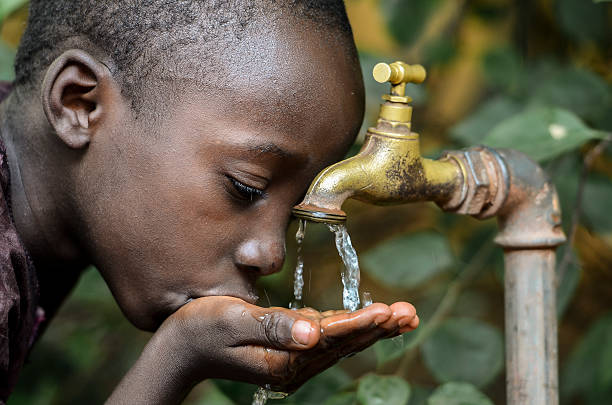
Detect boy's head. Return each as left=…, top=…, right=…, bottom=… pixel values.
left=11, top=0, right=364, bottom=330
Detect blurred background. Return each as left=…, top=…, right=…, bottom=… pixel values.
left=1, top=0, right=611, bottom=404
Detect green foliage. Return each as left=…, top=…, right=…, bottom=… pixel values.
left=356, top=374, right=411, bottom=405
left=214, top=366, right=352, bottom=405
left=426, top=382, right=493, bottom=405
left=482, top=106, right=606, bottom=162
left=450, top=96, right=522, bottom=146
left=555, top=246, right=582, bottom=318
left=380, top=0, right=441, bottom=46
left=361, top=231, right=454, bottom=289
left=561, top=314, right=612, bottom=404
left=374, top=334, right=414, bottom=366
left=482, top=46, right=523, bottom=94
left=582, top=175, right=612, bottom=233
left=0, top=0, right=27, bottom=21
left=556, top=0, right=610, bottom=43
left=323, top=392, right=357, bottom=405
left=0, top=41, right=15, bottom=81
left=529, top=65, right=612, bottom=128
left=421, top=318, right=503, bottom=388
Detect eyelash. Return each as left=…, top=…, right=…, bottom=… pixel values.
left=228, top=177, right=266, bottom=202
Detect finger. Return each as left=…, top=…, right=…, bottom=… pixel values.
left=400, top=314, right=420, bottom=333
left=320, top=303, right=392, bottom=337
left=295, top=307, right=324, bottom=320
left=240, top=305, right=322, bottom=350
left=320, top=309, right=349, bottom=317
left=226, top=345, right=292, bottom=387
left=286, top=323, right=394, bottom=392
left=380, top=302, right=416, bottom=332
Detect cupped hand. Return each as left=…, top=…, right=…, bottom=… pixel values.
left=161, top=296, right=419, bottom=393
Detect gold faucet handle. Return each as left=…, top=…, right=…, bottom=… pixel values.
left=373, top=62, right=426, bottom=85
left=373, top=62, right=426, bottom=100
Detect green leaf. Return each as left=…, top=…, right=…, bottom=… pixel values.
left=262, top=366, right=352, bottom=405
left=424, top=38, right=457, bottom=66
left=0, top=0, right=27, bottom=22
left=380, top=0, right=441, bottom=46
left=450, top=96, right=522, bottom=146
left=482, top=106, right=606, bottom=162
left=196, top=385, right=236, bottom=405
left=582, top=175, right=612, bottom=233
left=407, top=385, right=432, bottom=405
left=421, top=318, right=504, bottom=387
left=561, top=313, right=612, bottom=403
left=556, top=0, right=609, bottom=43
left=550, top=152, right=582, bottom=233
left=374, top=334, right=415, bottom=365
left=556, top=245, right=582, bottom=318
left=361, top=231, right=454, bottom=289
left=426, top=382, right=493, bottom=405
left=482, top=46, right=523, bottom=94
left=0, top=40, right=16, bottom=82
left=357, top=374, right=411, bottom=405
left=323, top=392, right=357, bottom=405
left=529, top=65, right=612, bottom=128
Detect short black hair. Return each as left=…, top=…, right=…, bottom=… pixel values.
left=15, top=0, right=354, bottom=110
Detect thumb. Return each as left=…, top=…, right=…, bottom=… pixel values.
left=240, top=305, right=321, bottom=350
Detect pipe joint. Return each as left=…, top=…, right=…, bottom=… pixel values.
left=440, top=146, right=509, bottom=218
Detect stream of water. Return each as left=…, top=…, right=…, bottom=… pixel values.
left=252, top=222, right=365, bottom=405
left=290, top=220, right=306, bottom=310
left=327, top=224, right=361, bottom=311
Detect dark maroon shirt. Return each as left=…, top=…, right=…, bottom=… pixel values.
left=0, top=82, right=41, bottom=402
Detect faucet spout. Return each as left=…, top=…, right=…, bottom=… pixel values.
left=292, top=131, right=462, bottom=223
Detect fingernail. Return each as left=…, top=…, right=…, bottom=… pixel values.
left=292, top=320, right=313, bottom=345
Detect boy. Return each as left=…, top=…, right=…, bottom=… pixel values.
left=0, top=1, right=419, bottom=403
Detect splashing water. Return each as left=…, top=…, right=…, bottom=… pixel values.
left=362, top=291, right=373, bottom=308
left=252, top=387, right=269, bottom=405
left=328, top=224, right=361, bottom=311
left=290, top=220, right=306, bottom=310
left=252, top=385, right=288, bottom=405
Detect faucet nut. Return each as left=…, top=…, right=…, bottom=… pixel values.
left=441, top=147, right=509, bottom=219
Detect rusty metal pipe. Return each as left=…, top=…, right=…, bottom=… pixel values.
left=492, top=149, right=565, bottom=405
left=292, top=62, right=566, bottom=404
left=504, top=249, right=558, bottom=405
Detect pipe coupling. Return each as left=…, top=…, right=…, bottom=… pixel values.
left=439, top=146, right=509, bottom=219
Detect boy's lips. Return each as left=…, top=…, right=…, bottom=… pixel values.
left=196, top=286, right=260, bottom=305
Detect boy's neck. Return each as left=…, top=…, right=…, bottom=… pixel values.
left=0, top=93, right=88, bottom=309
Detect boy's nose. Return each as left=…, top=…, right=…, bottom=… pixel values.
left=235, top=239, right=285, bottom=276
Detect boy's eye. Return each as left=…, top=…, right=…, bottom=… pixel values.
left=227, top=176, right=266, bottom=202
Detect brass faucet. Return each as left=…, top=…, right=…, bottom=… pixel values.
left=292, top=61, right=463, bottom=224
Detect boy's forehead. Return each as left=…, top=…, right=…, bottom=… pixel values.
left=211, top=18, right=362, bottom=101
left=159, top=17, right=364, bottom=158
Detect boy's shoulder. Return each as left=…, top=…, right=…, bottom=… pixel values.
left=0, top=84, right=42, bottom=400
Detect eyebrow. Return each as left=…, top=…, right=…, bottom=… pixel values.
left=246, top=142, right=294, bottom=158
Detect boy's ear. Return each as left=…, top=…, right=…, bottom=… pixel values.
left=42, top=49, right=115, bottom=149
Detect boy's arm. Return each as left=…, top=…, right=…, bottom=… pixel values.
left=106, top=296, right=418, bottom=405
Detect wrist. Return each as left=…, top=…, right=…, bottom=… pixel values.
left=108, top=319, right=201, bottom=405
left=147, top=318, right=204, bottom=389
